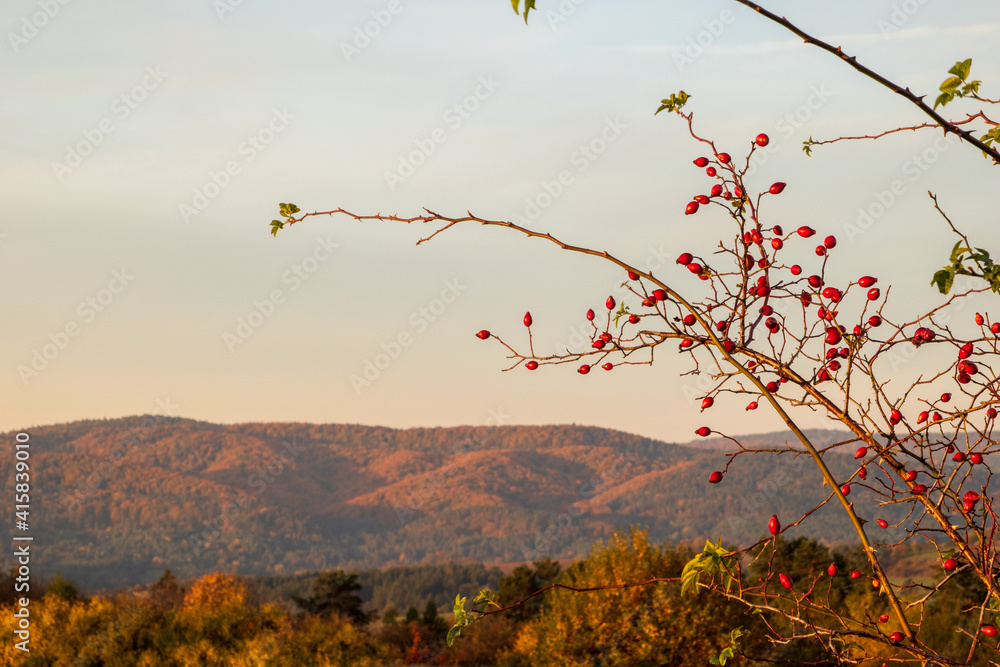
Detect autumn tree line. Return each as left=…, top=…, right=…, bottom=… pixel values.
left=0, top=527, right=990, bottom=665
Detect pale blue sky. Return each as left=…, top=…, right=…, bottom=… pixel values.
left=3, top=0, right=998, bottom=442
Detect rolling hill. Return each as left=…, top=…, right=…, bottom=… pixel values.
left=2, top=417, right=904, bottom=591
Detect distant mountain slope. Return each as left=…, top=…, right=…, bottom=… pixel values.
left=3, top=418, right=899, bottom=591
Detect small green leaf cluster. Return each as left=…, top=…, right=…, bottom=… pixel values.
left=654, top=91, right=691, bottom=115
left=446, top=589, right=499, bottom=646
left=933, top=241, right=1000, bottom=294
left=934, top=59, right=981, bottom=109
left=802, top=136, right=817, bottom=156
left=980, top=126, right=1000, bottom=152
left=709, top=626, right=749, bottom=666
left=680, top=538, right=738, bottom=596
left=270, top=202, right=301, bottom=237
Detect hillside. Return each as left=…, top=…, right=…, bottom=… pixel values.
left=4, top=418, right=903, bottom=591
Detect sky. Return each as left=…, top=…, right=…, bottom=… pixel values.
left=2, top=0, right=998, bottom=444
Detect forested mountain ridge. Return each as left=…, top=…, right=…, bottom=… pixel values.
left=4, top=417, right=880, bottom=590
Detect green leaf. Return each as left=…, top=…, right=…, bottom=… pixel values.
left=934, top=92, right=954, bottom=109
left=681, top=539, right=737, bottom=596
left=654, top=90, right=690, bottom=115
left=939, top=76, right=963, bottom=93
left=948, top=58, right=972, bottom=81
left=949, top=241, right=968, bottom=264
left=613, top=303, right=631, bottom=327
left=969, top=247, right=992, bottom=263
left=278, top=202, right=300, bottom=217
left=680, top=564, right=701, bottom=596
left=511, top=0, right=536, bottom=22
left=961, top=80, right=981, bottom=96
left=471, top=589, right=500, bottom=610
left=932, top=269, right=955, bottom=294
left=447, top=594, right=469, bottom=646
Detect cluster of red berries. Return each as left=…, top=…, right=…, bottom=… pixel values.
left=473, top=135, right=999, bottom=557
left=684, top=136, right=785, bottom=216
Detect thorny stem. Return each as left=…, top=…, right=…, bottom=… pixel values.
left=731, top=0, right=1000, bottom=164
